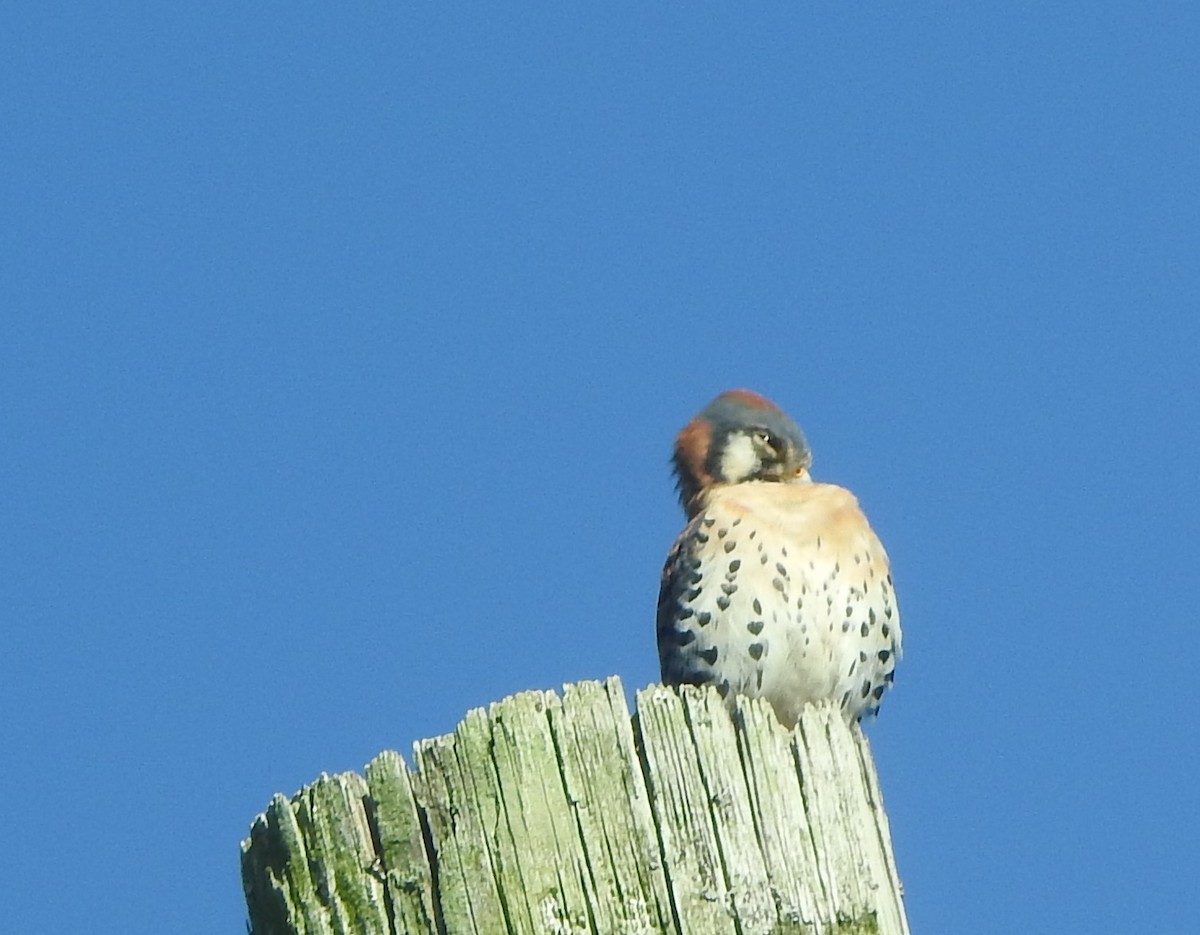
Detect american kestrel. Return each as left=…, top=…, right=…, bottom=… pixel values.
left=657, top=390, right=901, bottom=727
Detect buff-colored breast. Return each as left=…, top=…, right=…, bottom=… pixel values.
left=657, top=480, right=900, bottom=726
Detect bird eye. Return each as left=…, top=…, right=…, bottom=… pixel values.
left=752, top=429, right=777, bottom=451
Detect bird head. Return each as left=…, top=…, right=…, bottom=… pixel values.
left=672, top=389, right=812, bottom=517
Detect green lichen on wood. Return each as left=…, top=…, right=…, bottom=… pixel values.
left=635, top=685, right=739, bottom=935
left=679, top=687, right=777, bottom=931
left=765, top=914, right=878, bottom=935
left=242, top=775, right=390, bottom=935
left=551, top=678, right=675, bottom=933
left=732, top=696, right=828, bottom=932
left=292, top=773, right=389, bottom=934
left=411, top=719, right=507, bottom=932
left=829, top=912, right=881, bottom=935
left=242, top=678, right=908, bottom=935
left=242, top=793, right=323, bottom=935
left=488, top=689, right=593, bottom=933
left=363, top=751, right=436, bottom=934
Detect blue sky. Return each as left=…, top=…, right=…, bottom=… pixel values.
left=3, top=4, right=1198, bottom=932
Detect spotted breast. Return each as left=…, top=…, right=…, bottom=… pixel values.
left=656, top=390, right=901, bottom=727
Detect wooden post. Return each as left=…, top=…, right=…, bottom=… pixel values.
left=241, top=677, right=908, bottom=935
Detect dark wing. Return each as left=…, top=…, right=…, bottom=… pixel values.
left=656, top=512, right=728, bottom=695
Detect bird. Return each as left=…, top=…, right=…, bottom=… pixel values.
left=656, top=389, right=901, bottom=727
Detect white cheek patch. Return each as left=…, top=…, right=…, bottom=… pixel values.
left=719, top=434, right=761, bottom=482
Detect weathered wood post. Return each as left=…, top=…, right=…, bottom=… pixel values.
left=241, top=677, right=908, bottom=935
